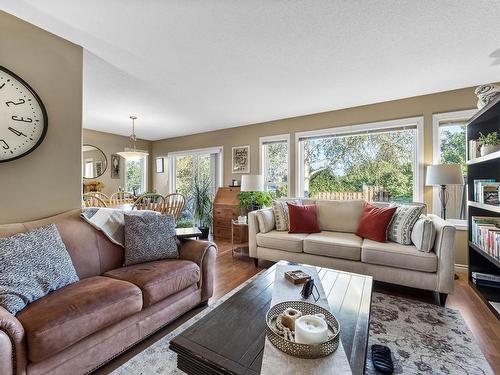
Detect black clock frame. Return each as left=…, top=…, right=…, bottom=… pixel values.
left=0, top=65, right=48, bottom=163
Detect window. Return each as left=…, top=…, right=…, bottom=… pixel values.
left=168, top=147, right=223, bottom=197
left=84, top=159, right=94, bottom=178
left=432, top=110, right=477, bottom=223
left=260, top=134, right=290, bottom=198
left=296, top=117, right=424, bottom=202
left=125, top=157, right=147, bottom=195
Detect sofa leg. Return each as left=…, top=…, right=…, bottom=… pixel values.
left=253, top=258, right=258, bottom=268
left=438, top=293, right=448, bottom=307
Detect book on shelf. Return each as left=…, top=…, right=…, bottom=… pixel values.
left=473, top=179, right=498, bottom=203
left=472, top=272, right=500, bottom=283
left=471, top=216, right=500, bottom=258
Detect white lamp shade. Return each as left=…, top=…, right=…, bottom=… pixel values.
left=241, top=174, right=264, bottom=192
left=426, top=164, right=463, bottom=186
left=116, top=150, right=149, bottom=161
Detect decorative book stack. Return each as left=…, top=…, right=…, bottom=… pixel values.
left=473, top=179, right=500, bottom=205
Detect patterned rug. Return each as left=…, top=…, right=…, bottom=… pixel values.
left=113, top=279, right=493, bottom=375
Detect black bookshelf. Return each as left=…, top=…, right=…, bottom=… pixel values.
left=467, top=95, right=500, bottom=319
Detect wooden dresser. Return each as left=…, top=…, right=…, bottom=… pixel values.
left=212, top=187, right=247, bottom=243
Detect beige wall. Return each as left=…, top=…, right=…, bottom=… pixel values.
left=0, top=11, right=83, bottom=224
left=153, top=85, right=484, bottom=266
left=83, top=129, right=153, bottom=197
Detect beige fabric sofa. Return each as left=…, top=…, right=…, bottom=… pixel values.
left=248, top=199, right=456, bottom=305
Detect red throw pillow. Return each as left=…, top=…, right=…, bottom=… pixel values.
left=287, top=203, right=321, bottom=234
left=355, top=204, right=397, bottom=243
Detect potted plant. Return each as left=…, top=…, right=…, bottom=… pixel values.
left=192, top=177, right=213, bottom=239
left=479, top=131, right=500, bottom=156
left=237, top=191, right=272, bottom=214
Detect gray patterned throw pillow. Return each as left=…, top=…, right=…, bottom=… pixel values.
left=271, top=200, right=301, bottom=231
left=0, top=224, right=79, bottom=315
left=124, top=212, right=178, bottom=266
left=388, top=204, right=425, bottom=245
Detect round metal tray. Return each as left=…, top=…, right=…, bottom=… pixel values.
left=265, top=300, right=340, bottom=358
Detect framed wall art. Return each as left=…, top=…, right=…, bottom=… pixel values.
left=232, top=145, right=250, bottom=174
left=111, top=154, right=120, bottom=179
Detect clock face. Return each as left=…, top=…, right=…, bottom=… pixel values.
left=0, top=66, right=48, bottom=163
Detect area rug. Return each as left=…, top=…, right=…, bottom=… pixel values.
left=365, top=293, right=494, bottom=375
left=113, top=284, right=493, bottom=375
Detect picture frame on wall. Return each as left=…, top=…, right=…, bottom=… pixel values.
left=111, top=154, right=120, bottom=179
left=232, top=145, right=250, bottom=174
left=156, top=157, right=165, bottom=173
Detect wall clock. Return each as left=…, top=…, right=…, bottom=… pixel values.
left=0, top=66, right=48, bottom=163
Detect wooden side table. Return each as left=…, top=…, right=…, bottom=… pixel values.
left=231, top=220, right=248, bottom=256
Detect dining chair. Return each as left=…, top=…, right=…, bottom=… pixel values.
left=85, top=191, right=110, bottom=204
left=82, top=193, right=108, bottom=208
left=110, top=191, right=136, bottom=206
left=164, top=193, right=186, bottom=219
left=132, top=193, right=166, bottom=213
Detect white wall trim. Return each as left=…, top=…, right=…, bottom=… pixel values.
left=431, top=109, right=477, bottom=217
left=259, top=134, right=291, bottom=195
left=167, top=146, right=223, bottom=194
left=295, top=116, right=424, bottom=201
left=455, top=263, right=469, bottom=274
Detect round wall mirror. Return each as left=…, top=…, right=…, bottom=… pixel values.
left=82, top=144, right=107, bottom=179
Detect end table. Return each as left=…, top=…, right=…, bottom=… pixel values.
left=231, top=220, right=249, bottom=256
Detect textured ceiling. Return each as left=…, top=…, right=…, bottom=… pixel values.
left=1, top=1, right=499, bottom=140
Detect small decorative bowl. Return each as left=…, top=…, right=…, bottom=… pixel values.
left=265, top=300, right=340, bottom=358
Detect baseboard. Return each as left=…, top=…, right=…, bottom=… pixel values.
left=455, top=264, right=468, bottom=274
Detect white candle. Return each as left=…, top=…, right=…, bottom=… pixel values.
left=294, top=315, right=328, bottom=344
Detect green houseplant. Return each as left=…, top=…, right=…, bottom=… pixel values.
left=192, top=177, right=213, bottom=239
left=237, top=191, right=272, bottom=214
left=479, top=131, right=500, bottom=156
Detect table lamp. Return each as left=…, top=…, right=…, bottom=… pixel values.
left=426, top=164, right=463, bottom=220
left=241, top=175, right=265, bottom=211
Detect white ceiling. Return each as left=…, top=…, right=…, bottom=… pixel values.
left=1, top=1, right=499, bottom=140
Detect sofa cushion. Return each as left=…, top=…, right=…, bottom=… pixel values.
left=0, top=224, right=79, bottom=315
left=256, top=209, right=275, bottom=233
left=124, top=212, right=178, bottom=266
left=304, top=232, right=362, bottom=260
left=256, top=231, right=307, bottom=253
left=104, top=260, right=200, bottom=307
left=388, top=204, right=424, bottom=245
left=355, top=205, right=397, bottom=243
left=288, top=203, right=321, bottom=234
left=316, top=200, right=365, bottom=233
left=411, top=216, right=436, bottom=252
left=272, top=200, right=301, bottom=231
left=16, top=276, right=142, bottom=363
left=361, top=239, right=437, bottom=272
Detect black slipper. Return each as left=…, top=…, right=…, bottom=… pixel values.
left=371, top=344, right=394, bottom=374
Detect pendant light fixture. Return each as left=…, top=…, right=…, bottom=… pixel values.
left=116, top=115, right=149, bottom=161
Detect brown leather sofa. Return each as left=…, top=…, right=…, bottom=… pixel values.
left=0, top=209, right=217, bottom=375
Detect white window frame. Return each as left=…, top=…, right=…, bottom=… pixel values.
left=295, top=116, right=425, bottom=202
left=432, top=109, right=476, bottom=229
left=167, top=146, right=223, bottom=194
left=124, top=155, right=148, bottom=194
left=259, top=134, right=291, bottom=196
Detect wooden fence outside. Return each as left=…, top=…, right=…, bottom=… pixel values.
left=313, top=185, right=390, bottom=202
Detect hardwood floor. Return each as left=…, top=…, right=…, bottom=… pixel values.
left=94, top=240, right=500, bottom=374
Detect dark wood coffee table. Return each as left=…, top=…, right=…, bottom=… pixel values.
left=170, top=262, right=373, bottom=375
left=175, top=227, right=202, bottom=240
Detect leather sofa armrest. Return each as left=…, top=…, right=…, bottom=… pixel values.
left=178, top=240, right=217, bottom=302
left=0, top=306, right=27, bottom=375
left=429, top=214, right=456, bottom=294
